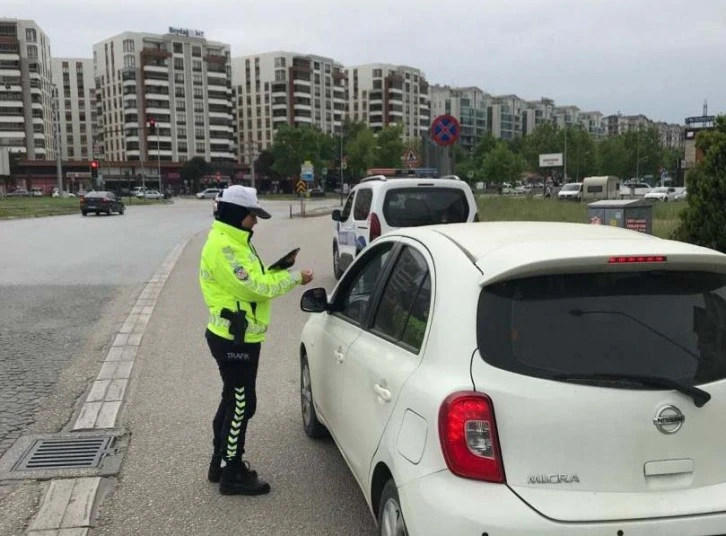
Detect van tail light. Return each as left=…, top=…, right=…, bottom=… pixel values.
left=439, top=392, right=505, bottom=483
left=608, top=255, right=666, bottom=264
left=369, top=212, right=382, bottom=241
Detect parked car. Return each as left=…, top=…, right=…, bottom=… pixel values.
left=7, top=189, right=31, bottom=197
left=557, top=182, right=583, bottom=201
left=196, top=188, right=220, bottom=199
left=309, top=187, right=326, bottom=198
left=644, top=186, right=678, bottom=202
left=299, top=221, right=726, bottom=535
left=675, top=188, right=688, bottom=200
left=620, top=182, right=653, bottom=198
left=138, top=190, right=164, bottom=200
left=80, top=191, right=125, bottom=216
left=331, top=174, right=478, bottom=279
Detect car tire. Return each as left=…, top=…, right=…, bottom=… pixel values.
left=95, top=211, right=100, bottom=216
left=378, top=479, right=408, bottom=536
left=119, top=206, right=125, bottom=215
left=107, top=208, right=112, bottom=216
left=300, top=355, right=327, bottom=439
left=333, top=243, right=343, bottom=280
left=81, top=211, right=87, bottom=217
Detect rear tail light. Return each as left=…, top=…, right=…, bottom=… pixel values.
left=608, top=255, right=666, bottom=264
left=439, top=392, right=505, bottom=483
left=369, top=212, right=382, bottom=241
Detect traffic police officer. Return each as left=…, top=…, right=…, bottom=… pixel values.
left=199, top=185, right=313, bottom=495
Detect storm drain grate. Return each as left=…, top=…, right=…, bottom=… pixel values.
left=14, top=436, right=115, bottom=471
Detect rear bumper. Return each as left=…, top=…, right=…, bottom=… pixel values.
left=398, top=471, right=726, bottom=536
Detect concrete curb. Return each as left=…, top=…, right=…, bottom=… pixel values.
left=25, top=237, right=191, bottom=534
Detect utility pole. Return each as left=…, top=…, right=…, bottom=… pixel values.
left=52, top=85, right=63, bottom=194
left=563, top=124, right=568, bottom=182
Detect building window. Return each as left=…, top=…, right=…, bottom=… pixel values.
left=123, top=39, right=134, bottom=53
left=373, top=69, right=382, bottom=77
left=176, top=100, right=185, bottom=111
left=27, top=45, right=38, bottom=59
left=195, top=142, right=205, bottom=152
left=193, top=74, right=202, bottom=85
left=173, top=42, right=183, bottom=54
left=192, top=46, right=202, bottom=57
left=195, top=128, right=205, bottom=138
left=193, top=60, right=202, bottom=72
left=123, top=55, right=135, bottom=69
left=174, top=58, right=184, bottom=70
left=194, top=101, right=204, bottom=112
left=175, top=87, right=185, bottom=98
left=174, top=72, right=184, bottom=84
left=193, top=88, right=203, bottom=99
left=25, top=28, right=37, bottom=42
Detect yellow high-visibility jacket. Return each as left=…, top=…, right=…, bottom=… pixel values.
left=200, top=221, right=301, bottom=343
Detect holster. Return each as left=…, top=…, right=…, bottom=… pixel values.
left=220, top=306, right=248, bottom=346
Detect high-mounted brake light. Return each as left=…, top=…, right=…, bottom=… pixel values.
left=608, top=256, right=667, bottom=264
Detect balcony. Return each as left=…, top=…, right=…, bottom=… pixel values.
left=210, top=151, right=235, bottom=160
left=141, top=47, right=171, bottom=59
left=144, top=90, right=170, bottom=100
left=208, top=97, right=229, bottom=106
left=0, top=98, right=23, bottom=107
left=209, top=111, right=233, bottom=120
left=293, top=115, right=312, bottom=124
left=143, top=64, right=169, bottom=75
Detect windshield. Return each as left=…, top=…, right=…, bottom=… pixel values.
left=382, top=187, right=469, bottom=227
left=561, top=184, right=581, bottom=191
left=651, top=187, right=669, bottom=193
left=477, top=271, right=726, bottom=386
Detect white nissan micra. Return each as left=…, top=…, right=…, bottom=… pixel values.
left=299, top=221, right=726, bottom=535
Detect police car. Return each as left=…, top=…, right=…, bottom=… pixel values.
left=331, top=172, right=478, bottom=279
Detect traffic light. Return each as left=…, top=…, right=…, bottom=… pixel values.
left=148, top=118, right=156, bottom=134
left=90, top=160, right=99, bottom=179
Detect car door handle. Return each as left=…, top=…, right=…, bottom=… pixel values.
left=373, top=383, right=392, bottom=403
left=334, top=349, right=345, bottom=364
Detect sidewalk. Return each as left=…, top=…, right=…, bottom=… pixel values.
left=90, top=216, right=374, bottom=535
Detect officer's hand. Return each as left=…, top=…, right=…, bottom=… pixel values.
left=301, top=270, right=314, bottom=285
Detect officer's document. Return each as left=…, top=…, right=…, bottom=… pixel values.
left=268, top=248, right=300, bottom=271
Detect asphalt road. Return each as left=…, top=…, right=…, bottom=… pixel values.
left=90, top=210, right=376, bottom=535
left=0, top=197, right=333, bottom=456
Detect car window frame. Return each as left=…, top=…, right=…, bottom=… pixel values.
left=353, top=188, right=373, bottom=221
left=369, top=246, right=432, bottom=354
left=340, top=190, right=355, bottom=222
left=330, top=241, right=399, bottom=327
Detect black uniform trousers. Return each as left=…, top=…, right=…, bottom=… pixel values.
left=205, top=329, right=261, bottom=466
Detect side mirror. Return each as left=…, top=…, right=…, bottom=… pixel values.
left=301, top=287, right=328, bottom=313
left=331, top=209, right=341, bottom=222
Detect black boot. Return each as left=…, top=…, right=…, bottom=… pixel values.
left=219, top=462, right=270, bottom=496
left=208, top=454, right=222, bottom=483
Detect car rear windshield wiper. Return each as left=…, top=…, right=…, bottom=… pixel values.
left=553, top=373, right=711, bottom=408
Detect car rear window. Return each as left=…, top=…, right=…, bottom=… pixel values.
left=85, top=192, right=107, bottom=198
left=382, top=187, right=469, bottom=227
left=477, top=271, right=726, bottom=385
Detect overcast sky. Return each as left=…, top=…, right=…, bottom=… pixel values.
left=6, top=0, right=725, bottom=124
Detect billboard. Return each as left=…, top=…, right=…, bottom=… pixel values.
left=539, top=153, right=563, bottom=167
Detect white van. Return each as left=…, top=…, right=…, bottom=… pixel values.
left=331, top=175, right=478, bottom=279
left=582, top=175, right=620, bottom=200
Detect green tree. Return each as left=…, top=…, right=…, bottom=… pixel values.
left=254, top=149, right=276, bottom=178
left=270, top=124, right=329, bottom=178
left=521, top=123, right=561, bottom=171
left=346, top=128, right=376, bottom=179
left=596, top=135, right=629, bottom=178
left=374, top=124, right=406, bottom=167
left=480, top=144, right=526, bottom=184
left=180, top=156, right=209, bottom=193
left=565, top=126, right=598, bottom=180
left=674, top=115, right=726, bottom=252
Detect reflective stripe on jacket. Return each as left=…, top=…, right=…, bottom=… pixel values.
left=199, top=220, right=301, bottom=343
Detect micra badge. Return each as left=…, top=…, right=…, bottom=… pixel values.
left=528, top=474, right=580, bottom=485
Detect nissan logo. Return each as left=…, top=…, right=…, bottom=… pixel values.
left=653, top=405, right=685, bottom=434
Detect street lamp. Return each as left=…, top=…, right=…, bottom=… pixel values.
left=51, top=84, right=63, bottom=194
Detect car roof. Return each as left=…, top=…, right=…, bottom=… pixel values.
left=392, top=222, right=726, bottom=280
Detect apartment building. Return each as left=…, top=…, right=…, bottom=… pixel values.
left=230, top=51, right=346, bottom=163
left=430, top=85, right=490, bottom=151
left=552, top=105, right=581, bottom=129
left=488, top=94, right=526, bottom=140
left=0, top=19, right=55, bottom=160
left=347, top=64, right=430, bottom=139
left=93, top=28, right=235, bottom=165
left=523, top=97, right=556, bottom=135
left=51, top=58, right=96, bottom=160
left=579, top=111, right=605, bottom=140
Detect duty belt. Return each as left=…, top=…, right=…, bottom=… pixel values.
left=208, top=313, right=267, bottom=335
